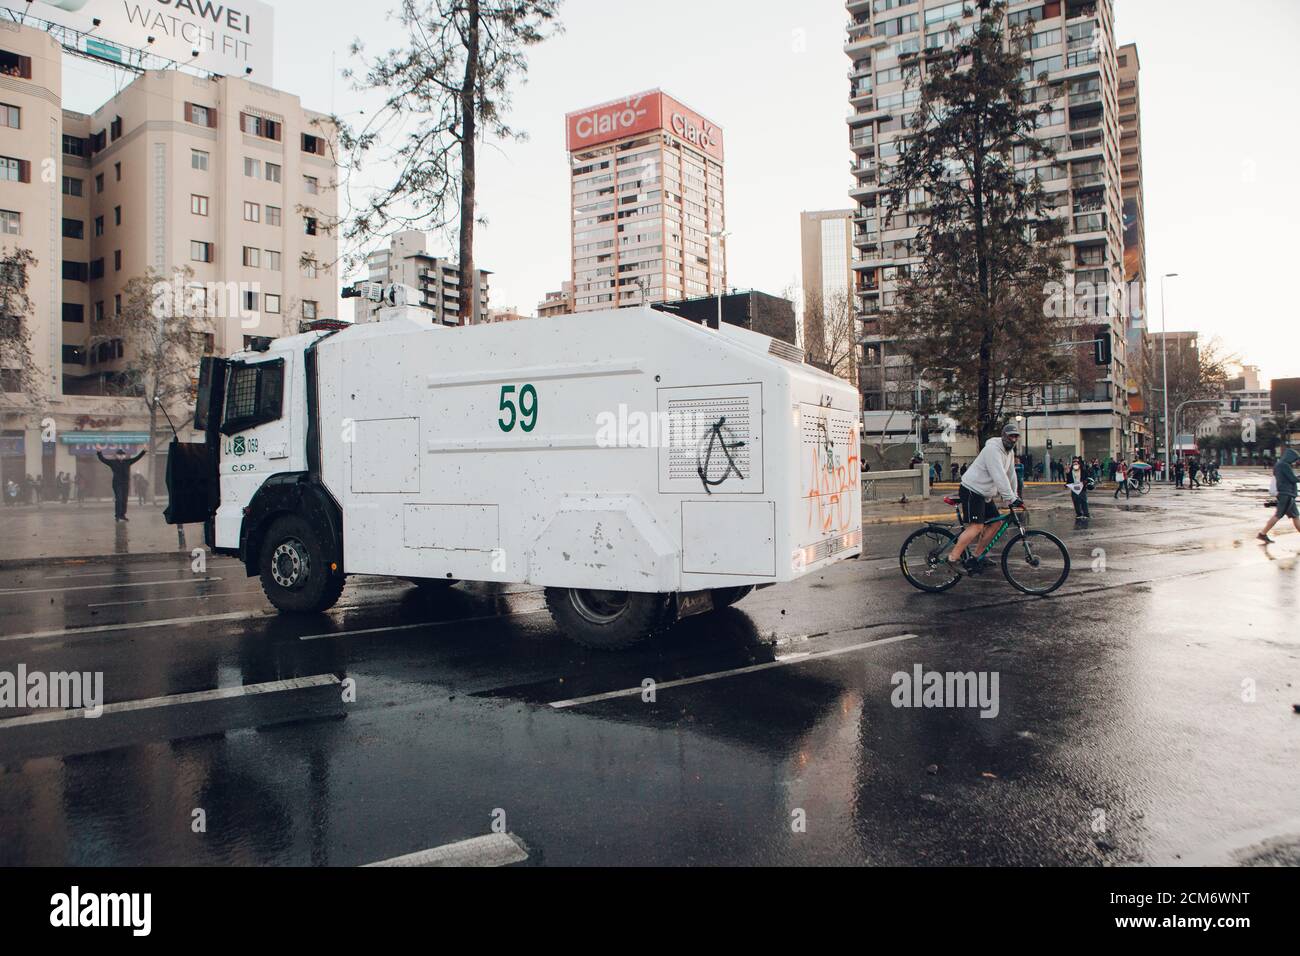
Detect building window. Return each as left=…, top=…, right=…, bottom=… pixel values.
left=63, top=261, right=88, bottom=282
left=192, top=149, right=209, bottom=171
left=114, top=206, right=121, bottom=226
left=89, top=258, right=104, bottom=280
left=94, top=215, right=104, bottom=236
left=114, top=293, right=121, bottom=315
left=243, top=290, right=259, bottom=311
left=62, top=135, right=88, bottom=158
left=95, top=173, right=104, bottom=193
left=0, top=50, right=33, bottom=79
left=110, top=115, right=122, bottom=140
left=191, top=241, right=214, bottom=263
left=114, top=161, right=121, bottom=181
left=265, top=162, right=281, bottom=183
left=191, top=194, right=209, bottom=216
left=266, top=205, right=281, bottom=227
left=302, top=300, right=318, bottom=319
left=185, top=102, right=217, bottom=127
left=301, top=259, right=318, bottom=279
left=242, top=246, right=260, bottom=268
left=93, top=301, right=104, bottom=322
left=244, top=202, right=260, bottom=223
left=114, top=250, right=121, bottom=272
left=62, top=345, right=85, bottom=365
left=244, top=157, right=261, bottom=178
left=0, top=209, right=19, bottom=235
left=0, top=156, right=28, bottom=182
left=301, top=133, right=324, bottom=155
left=241, top=112, right=281, bottom=140
left=62, top=176, right=83, bottom=196
left=0, top=104, right=18, bottom=129
left=303, top=216, right=317, bottom=236
left=62, top=218, right=84, bottom=239
left=265, top=250, right=281, bottom=271
left=62, top=303, right=84, bottom=323
left=265, top=293, right=280, bottom=314
left=303, top=175, right=319, bottom=194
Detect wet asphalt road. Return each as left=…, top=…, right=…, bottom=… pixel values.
left=0, top=475, right=1296, bottom=867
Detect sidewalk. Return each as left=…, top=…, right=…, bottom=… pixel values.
left=862, top=484, right=1075, bottom=526
left=0, top=503, right=196, bottom=567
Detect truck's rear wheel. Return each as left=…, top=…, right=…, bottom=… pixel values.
left=544, top=588, right=668, bottom=650
left=259, top=515, right=345, bottom=613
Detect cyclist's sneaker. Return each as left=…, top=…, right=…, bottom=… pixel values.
left=1258, top=533, right=1275, bottom=544
left=944, top=558, right=965, bottom=577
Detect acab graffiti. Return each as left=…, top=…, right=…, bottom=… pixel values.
left=805, top=427, right=859, bottom=535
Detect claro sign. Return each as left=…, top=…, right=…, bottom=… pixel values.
left=6, top=0, right=275, bottom=82
left=566, top=90, right=723, bottom=161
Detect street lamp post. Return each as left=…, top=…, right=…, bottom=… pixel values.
left=709, top=229, right=731, bottom=330
left=1160, top=273, right=1179, bottom=482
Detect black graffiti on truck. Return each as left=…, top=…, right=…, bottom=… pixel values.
left=696, top=417, right=746, bottom=495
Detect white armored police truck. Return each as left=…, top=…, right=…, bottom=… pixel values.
left=165, top=290, right=863, bottom=649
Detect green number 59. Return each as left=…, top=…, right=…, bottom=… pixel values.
left=498, top=384, right=538, bottom=433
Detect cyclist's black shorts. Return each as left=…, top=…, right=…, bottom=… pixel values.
left=959, top=485, right=999, bottom=525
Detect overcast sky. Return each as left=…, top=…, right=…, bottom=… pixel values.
left=59, top=0, right=1300, bottom=384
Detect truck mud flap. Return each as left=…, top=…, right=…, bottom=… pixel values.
left=674, top=590, right=716, bottom=621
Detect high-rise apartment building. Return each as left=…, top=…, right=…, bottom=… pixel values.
left=799, top=209, right=855, bottom=371
left=358, top=229, right=490, bottom=326
left=565, top=90, right=725, bottom=312
left=1117, top=41, right=1148, bottom=451
left=846, top=0, right=1131, bottom=463
left=0, top=21, right=338, bottom=492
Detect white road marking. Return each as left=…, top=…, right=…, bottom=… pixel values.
left=0, top=578, right=224, bottom=596
left=549, top=632, right=921, bottom=709
left=87, top=586, right=266, bottom=608
left=0, top=609, right=278, bottom=644
left=363, top=833, right=528, bottom=868
left=45, top=564, right=241, bottom=579
left=297, top=606, right=549, bottom=641
left=0, top=674, right=341, bottom=729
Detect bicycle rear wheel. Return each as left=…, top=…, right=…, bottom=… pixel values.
left=900, top=526, right=962, bottom=593
left=1001, top=530, right=1070, bottom=595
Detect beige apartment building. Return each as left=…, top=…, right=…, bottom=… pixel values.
left=847, top=0, right=1134, bottom=464
left=358, top=229, right=490, bottom=325
left=537, top=280, right=575, bottom=318
left=0, top=21, right=338, bottom=494
left=799, top=209, right=855, bottom=372
left=566, top=90, right=725, bottom=312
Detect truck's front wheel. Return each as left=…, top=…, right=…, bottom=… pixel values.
left=258, top=514, right=345, bottom=614
left=544, top=588, right=668, bottom=650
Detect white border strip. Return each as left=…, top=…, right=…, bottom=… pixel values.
left=549, top=633, right=920, bottom=709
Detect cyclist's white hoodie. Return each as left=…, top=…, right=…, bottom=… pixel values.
left=960, top=437, right=1018, bottom=502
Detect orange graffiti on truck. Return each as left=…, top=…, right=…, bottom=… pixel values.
left=806, top=442, right=859, bottom=535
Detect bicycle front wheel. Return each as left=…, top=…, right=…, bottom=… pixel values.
left=1001, top=530, right=1070, bottom=596
left=900, top=525, right=962, bottom=593
left=1137, top=479, right=1151, bottom=495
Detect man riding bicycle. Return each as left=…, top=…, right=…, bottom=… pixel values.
left=946, top=422, right=1025, bottom=576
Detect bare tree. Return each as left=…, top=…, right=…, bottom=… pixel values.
left=0, top=248, right=46, bottom=426
left=1141, top=334, right=1235, bottom=444
left=803, top=287, right=859, bottom=389
left=95, top=267, right=210, bottom=502
left=342, top=0, right=563, bottom=324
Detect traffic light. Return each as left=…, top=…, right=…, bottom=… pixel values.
left=1093, top=328, right=1112, bottom=366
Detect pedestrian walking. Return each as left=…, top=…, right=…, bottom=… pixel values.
left=1188, top=458, right=1201, bottom=489
left=134, top=471, right=149, bottom=506
left=1067, top=456, right=1090, bottom=521
left=97, top=449, right=146, bottom=522
left=1174, top=459, right=1185, bottom=488
left=1113, top=459, right=1130, bottom=499
left=950, top=463, right=958, bottom=482
left=3, top=479, right=17, bottom=506
left=74, top=471, right=85, bottom=504
left=58, top=471, right=70, bottom=504
left=1259, top=449, right=1300, bottom=544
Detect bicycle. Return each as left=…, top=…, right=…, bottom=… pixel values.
left=899, top=495, right=1071, bottom=596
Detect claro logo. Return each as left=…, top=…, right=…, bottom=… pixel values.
left=671, top=111, right=718, bottom=152
left=574, top=99, right=649, bottom=141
